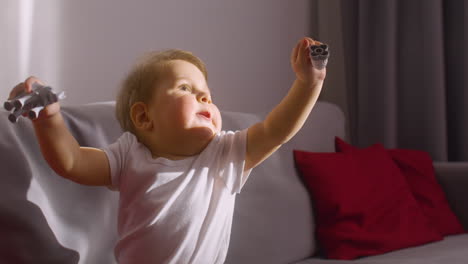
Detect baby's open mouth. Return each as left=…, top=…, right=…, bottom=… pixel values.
left=197, top=111, right=211, bottom=120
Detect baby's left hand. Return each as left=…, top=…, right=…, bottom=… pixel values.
left=290, top=37, right=327, bottom=86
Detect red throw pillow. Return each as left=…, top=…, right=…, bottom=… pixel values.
left=294, top=145, right=442, bottom=260
left=335, top=137, right=465, bottom=236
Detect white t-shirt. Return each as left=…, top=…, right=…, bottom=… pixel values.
left=102, top=129, right=252, bottom=264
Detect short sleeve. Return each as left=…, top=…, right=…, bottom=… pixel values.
left=101, top=132, right=135, bottom=191
left=217, top=129, right=252, bottom=194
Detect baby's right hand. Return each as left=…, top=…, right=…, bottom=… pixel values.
left=8, top=76, right=61, bottom=121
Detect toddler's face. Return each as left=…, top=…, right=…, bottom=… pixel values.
left=148, top=60, right=222, bottom=142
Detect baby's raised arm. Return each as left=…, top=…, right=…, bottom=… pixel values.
left=10, top=77, right=111, bottom=186
left=245, top=37, right=326, bottom=171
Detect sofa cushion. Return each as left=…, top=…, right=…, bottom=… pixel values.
left=294, top=234, right=468, bottom=264
left=293, top=145, right=443, bottom=260
left=225, top=101, right=346, bottom=264
left=0, top=102, right=121, bottom=264
left=335, top=137, right=465, bottom=236
left=223, top=112, right=316, bottom=263
left=0, top=101, right=346, bottom=264
left=434, top=162, right=468, bottom=230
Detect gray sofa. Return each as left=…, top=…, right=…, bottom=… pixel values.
left=0, top=101, right=467, bottom=264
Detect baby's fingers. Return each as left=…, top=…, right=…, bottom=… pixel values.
left=8, top=76, right=45, bottom=100
left=8, top=83, right=25, bottom=100
left=24, top=76, right=45, bottom=92
left=306, top=37, right=323, bottom=46
left=290, top=39, right=302, bottom=65
left=296, top=38, right=310, bottom=64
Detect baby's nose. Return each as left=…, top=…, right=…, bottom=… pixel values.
left=199, top=94, right=212, bottom=104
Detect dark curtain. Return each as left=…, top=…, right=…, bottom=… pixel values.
left=340, top=0, right=468, bottom=161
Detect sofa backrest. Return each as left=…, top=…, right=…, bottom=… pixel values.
left=224, top=101, right=346, bottom=263
left=0, top=101, right=345, bottom=264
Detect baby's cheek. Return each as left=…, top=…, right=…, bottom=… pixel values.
left=213, top=109, right=222, bottom=132
left=175, top=98, right=195, bottom=123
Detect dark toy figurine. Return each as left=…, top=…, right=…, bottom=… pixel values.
left=3, top=83, right=65, bottom=123
left=309, top=44, right=329, bottom=70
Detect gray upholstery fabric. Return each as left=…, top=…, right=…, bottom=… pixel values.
left=295, top=234, right=468, bottom=264
left=1, top=101, right=466, bottom=264
left=0, top=102, right=121, bottom=264
left=0, top=101, right=345, bottom=263
left=433, top=162, right=468, bottom=230
left=225, top=101, right=346, bottom=264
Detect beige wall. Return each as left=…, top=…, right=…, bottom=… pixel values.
left=2, top=0, right=350, bottom=135
left=1, top=0, right=311, bottom=115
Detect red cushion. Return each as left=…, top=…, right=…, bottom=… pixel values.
left=335, top=137, right=465, bottom=236
left=294, top=145, right=442, bottom=260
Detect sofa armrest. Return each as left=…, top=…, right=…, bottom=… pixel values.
left=433, top=162, right=468, bottom=230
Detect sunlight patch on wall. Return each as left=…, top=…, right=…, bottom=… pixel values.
left=18, top=0, right=34, bottom=79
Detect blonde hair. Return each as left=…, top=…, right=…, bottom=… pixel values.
left=116, top=49, right=208, bottom=134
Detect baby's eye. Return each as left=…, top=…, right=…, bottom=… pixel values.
left=179, top=85, right=191, bottom=92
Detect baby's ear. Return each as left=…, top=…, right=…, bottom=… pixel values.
left=130, top=102, right=152, bottom=131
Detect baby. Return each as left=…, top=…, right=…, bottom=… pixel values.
left=10, top=37, right=326, bottom=263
